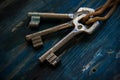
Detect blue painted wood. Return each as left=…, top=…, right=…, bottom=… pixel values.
left=0, top=0, right=120, bottom=80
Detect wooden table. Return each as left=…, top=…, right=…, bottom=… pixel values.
left=0, top=0, right=120, bottom=80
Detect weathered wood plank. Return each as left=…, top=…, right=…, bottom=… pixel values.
left=0, top=0, right=120, bottom=80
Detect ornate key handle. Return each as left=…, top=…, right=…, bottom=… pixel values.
left=73, top=14, right=99, bottom=34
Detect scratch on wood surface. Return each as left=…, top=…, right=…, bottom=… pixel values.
left=82, top=49, right=103, bottom=72
left=107, top=49, right=115, bottom=55
left=89, top=61, right=102, bottom=75
left=11, top=21, right=24, bottom=32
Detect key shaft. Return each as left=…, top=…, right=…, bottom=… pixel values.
left=26, top=21, right=73, bottom=41
left=28, top=12, right=74, bottom=19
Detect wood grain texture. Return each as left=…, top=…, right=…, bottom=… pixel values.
left=0, top=0, right=120, bottom=80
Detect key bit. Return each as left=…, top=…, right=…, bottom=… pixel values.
left=31, top=36, right=43, bottom=48
left=46, top=52, right=57, bottom=65
left=45, top=52, right=60, bottom=66
left=29, top=16, right=40, bottom=28
left=39, top=8, right=100, bottom=66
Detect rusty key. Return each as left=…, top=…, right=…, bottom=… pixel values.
left=26, top=22, right=73, bottom=48
left=28, top=12, right=73, bottom=28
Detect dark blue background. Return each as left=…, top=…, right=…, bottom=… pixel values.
left=0, top=0, right=120, bottom=80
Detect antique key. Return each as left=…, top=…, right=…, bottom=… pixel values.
left=39, top=9, right=100, bottom=66
left=25, top=7, right=95, bottom=48
left=28, top=12, right=73, bottom=28
left=26, top=22, right=73, bottom=48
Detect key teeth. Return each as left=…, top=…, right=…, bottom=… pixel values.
left=25, top=35, right=31, bottom=42
left=46, top=52, right=60, bottom=66
left=46, top=53, right=57, bottom=62
left=29, top=16, right=40, bottom=28
left=32, top=36, right=43, bottom=48
left=51, top=58, right=61, bottom=66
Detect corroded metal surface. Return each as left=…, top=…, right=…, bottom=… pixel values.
left=0, top=0, right=120, bottom=80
